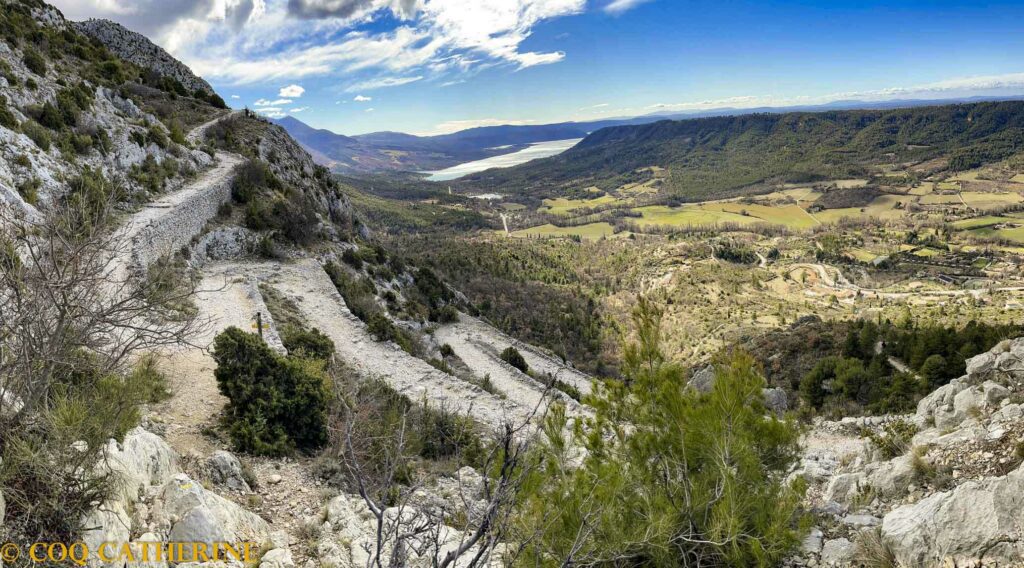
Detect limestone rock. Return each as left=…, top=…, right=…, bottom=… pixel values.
left=73, top=19, right=215, bottom=96
left=102, top=427, right=181, bottom=505
left=763, top=387, right=789, bottom=415
left=259, top=548, right=295, bottom=568
left=207, top=450, right=251, bottom=492
left=824, top=472, right=865, bottom=504
left=155, top=474, right=271, bottom=544
left=882, top=463, right=1024, bottom=565
left=688, top=365, right=716, bottom=393
left=802, top=527, right=824, bottom=554
left=820, top=538, right=856, bottom=566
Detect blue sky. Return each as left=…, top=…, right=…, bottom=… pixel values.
left=52, top=0, right=1024, bottom=136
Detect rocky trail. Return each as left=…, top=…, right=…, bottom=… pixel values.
left=263, top=260, right=540, bottom=429
left=434, top=314, right=593, bottom=401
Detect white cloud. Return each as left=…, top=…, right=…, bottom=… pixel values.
left=279, top=84, right=306, bottom=97
left=99, top=0, right=586, bottom=87
left=579, top=102, right=610, bottom=111
left=604, top=0, right=653, bottom=15
left=254, top=98, right=293, bottom=106
left=365, top=107, right=376, bottom=112
left=231, top=94, right=241, bottom=99
left=291, top=106, right=310, bottom=113
left=344, top=75, right=423, bottom=92
left=353, top=95, right=373, bottom=101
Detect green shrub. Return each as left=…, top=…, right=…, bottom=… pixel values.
left=341, top=247, right=364, bottom=269
left=281, top=326, right=335, bottom=361
left=168, top=119, right=186, bottom=145
left=500, top=346, right=528, bottom=373
left=147, top=124, right=168, bottom=149
left=862, top=419, right=918, bottom=459
left=232, top=160, right=282, bottom=203
left=16, top=177, right=39, bottom=205
left=0, top=94, right=17, bottom=129
left=22, top=47, right=46, bottom=75
left=439, top=344, right=455, bottom=358
left=130, top=155, right=179, bottom=195
left=212, top=327, right=331, bottom=456
left=35, top=102, right=64, bottom=130
left=21, top=120, right=51, bottom=150
left=93, top=59, right=127, bottom=84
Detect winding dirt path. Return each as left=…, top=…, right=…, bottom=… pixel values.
left=264, top=260, right=535, bottom=429
left=435, top=314, right=594, bottom=398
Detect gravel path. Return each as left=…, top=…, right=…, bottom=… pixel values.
left=435, top=314, right=595, bottom=397
left=265, top=260, right=535, bottom=430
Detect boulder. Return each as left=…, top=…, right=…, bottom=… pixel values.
left=864, top=454, right=915, bottom=497
left=820, top=538, right=856, bottom=566
left=688, top=365, right=715, bottom=393
left=259, top=548, right=295, bottom=568
left=823, top=472, right=865, bottom=504
left=882, top=463, right=1024, bottom=565
left=965, top=351, right=997, bottom=377
left=914, top=379, right=966, bottom=429
left=763, top=387, right=788, bottom=415
left=207, top=451, right=251, bottom=492
left=102, top=427, right=180, bottom=505
left=982, top=381, right=1009, bottom=406
left=167, top=507, right=229, bottom=563
left=156, top=474, right=270, bottom=544
left=801, top=527, right=824, bottom=554
left=81, top=502, right=131, bottom=566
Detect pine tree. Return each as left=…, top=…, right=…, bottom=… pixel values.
left=515, top=297, right=806, bottom=566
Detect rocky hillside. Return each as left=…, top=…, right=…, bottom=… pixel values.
left=0, top=0, right=222, bottom=211
left=73, top=18, right=216, bottom=97
left=791, top=338, right=1024, bottom=566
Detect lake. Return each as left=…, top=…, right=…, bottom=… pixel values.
left=424, top=138, right=582, bottom=182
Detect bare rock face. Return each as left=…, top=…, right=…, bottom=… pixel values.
left=72, top=19, right=215, bottom=96
left=882, top=463, right=1024, bottom=565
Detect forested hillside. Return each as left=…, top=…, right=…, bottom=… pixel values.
left=459, top=101, right=1024, bottom=201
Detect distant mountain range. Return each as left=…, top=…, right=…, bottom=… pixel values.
left=274, top=95, right=1024, bottom=176
left=453, top=99, right=1024, bottom=202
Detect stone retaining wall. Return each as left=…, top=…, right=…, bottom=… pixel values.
left=130, top=175, right=232, bottom=272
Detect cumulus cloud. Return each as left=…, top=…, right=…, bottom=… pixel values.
left=279, top=84, right=306, bottom=97
left=604, top=0, right=654, bottom=15
left=353, top=95, right=373, bottom=101
left=86, top=0, right=586, bottom=88
left=291, top=106, right=310, bottom=113
left=365, top=107, right=375, bottom=112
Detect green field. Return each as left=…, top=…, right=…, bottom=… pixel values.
left=952, top=216, right=1017, bottom=229
left=961, top=192, right=1022, bottom=208
left=540, top=194, right=621, bottom=215
left=630, top=202, right=818, bottom=230
left=971, top=225, right=1024, bottom=244
left=511, top=222, right=621, bottom=240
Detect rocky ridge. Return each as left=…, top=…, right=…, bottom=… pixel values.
left=792, top=338, right=1024, bottom=567
left=73, top=19, right=215, bottom=96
